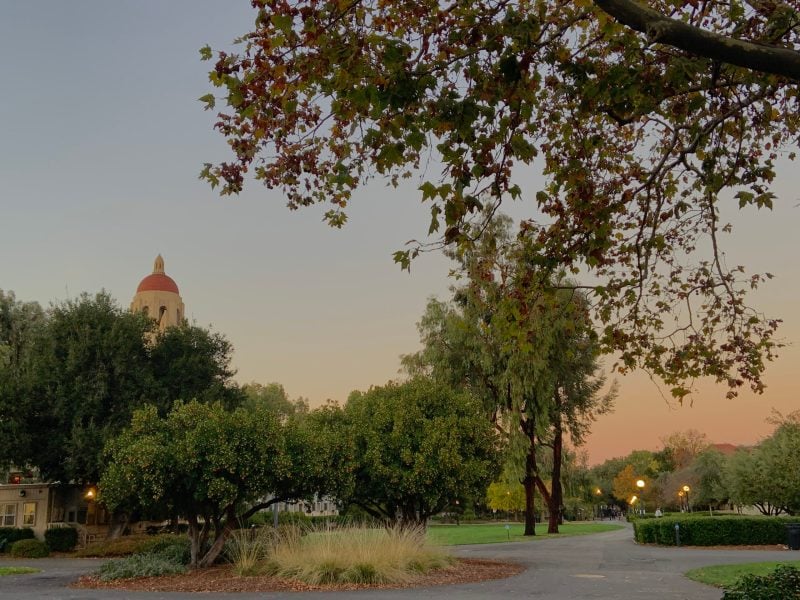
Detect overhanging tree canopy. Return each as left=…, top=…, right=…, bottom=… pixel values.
left=202, top=0, right=799, bottom=398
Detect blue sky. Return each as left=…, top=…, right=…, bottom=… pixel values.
left=2, top=1, right=798, bottom=462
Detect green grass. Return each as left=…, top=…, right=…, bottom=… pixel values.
left=0, top=566, right=40, bottom=576
left=427, top=522, right=624, bottom=545
left=685, top=561, right=800, bottom=588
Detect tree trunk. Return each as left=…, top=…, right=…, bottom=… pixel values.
left=198, top=524, right=233, bottom=567
left=548, top=419, right=564, bottom=534
left=523, top=474, right=536, bottom=535
left=187, top=515, right=201, bottom=568
left=107, top=511, right=130, bottom=540
left=523, top=424, right=537, bottom=536
left=198, top=506, right=237, bottom=568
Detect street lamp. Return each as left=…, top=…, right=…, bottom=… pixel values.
left=595, top=488, right=602, bottom=519
left=678, top=490, right=685, bottom=512
left=682, top=485, right=691, bottom=513
left=636, top=479, right=646, bottom=515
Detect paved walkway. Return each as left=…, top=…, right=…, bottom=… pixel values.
left=1, top=524, right=796, bottom=599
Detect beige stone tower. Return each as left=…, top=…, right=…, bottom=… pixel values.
left=130, top=255, right=185, bottom=331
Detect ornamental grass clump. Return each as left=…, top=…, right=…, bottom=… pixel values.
left=265, top=523, right=452, bottom=585
left=225, top=527, right=276, bottom=576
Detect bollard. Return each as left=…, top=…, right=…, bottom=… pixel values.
left=787, top=523, right=800, bottom=551
left=674, top=523, right=681, bottom=547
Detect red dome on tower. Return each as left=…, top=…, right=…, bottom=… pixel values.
left=135, top=254, right=180, bottom=294
left=136, top=273, right=179, bottom=294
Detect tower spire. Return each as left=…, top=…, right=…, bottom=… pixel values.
left=153, top=254, right=165, bottom=274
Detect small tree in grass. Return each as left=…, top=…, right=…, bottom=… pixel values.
left=101, top=400, right=323, bottom=567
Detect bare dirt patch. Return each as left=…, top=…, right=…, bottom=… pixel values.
left=73, top=558, right=524, bottom=593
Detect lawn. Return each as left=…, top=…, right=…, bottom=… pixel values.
left=0, top=566, right=40, bottom=576
left=428, top=522, right=623, bottom=546
left=685, top=561, right=800, bottom=588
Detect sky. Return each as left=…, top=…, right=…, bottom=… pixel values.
left=1, top=2, right=798, bottom=464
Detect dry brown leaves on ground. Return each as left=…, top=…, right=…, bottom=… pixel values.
left=73, top=558, right=524, bottom=593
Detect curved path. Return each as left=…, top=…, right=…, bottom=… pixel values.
left=1, top=524, right=795, bottom=599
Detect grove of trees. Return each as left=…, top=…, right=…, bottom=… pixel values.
left=589, top=419, right=800, bottom=517
left=0, top=290, right=242, bottom=484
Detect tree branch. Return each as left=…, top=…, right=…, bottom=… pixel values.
left=595, top=0, right=800, bottom=81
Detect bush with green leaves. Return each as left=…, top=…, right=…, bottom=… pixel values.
left=0, top=527, right=35, bottom=551
left=278, top=511, right=312, bottom=527
left=634, top=516, right=800, bottom=546
left=722, top=565, right=800, bottom=600
left=10, top=539, right=49, bottom=558
left=97, top=553, right=187, bottom=581
left=44, top=527, right=78, bottom=552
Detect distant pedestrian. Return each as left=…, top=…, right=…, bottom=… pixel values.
left=655, top=507, right=663, bottom=518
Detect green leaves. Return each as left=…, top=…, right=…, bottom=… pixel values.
left=200, top=0, right=793, bottom=399
left=327, top=378, right=499, bottom=524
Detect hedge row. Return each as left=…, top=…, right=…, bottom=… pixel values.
left=634, top=516, right=800, bottom=546
left=0, top=527, right=35, bottom=551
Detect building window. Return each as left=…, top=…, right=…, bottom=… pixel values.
left=22, top=502, right=36, bottom=526
left=2, top=504, right=16, bottom=527
left=67, top=510, right=76, bottom=523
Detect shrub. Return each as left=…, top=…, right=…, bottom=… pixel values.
left=633, top=516, right=800, bottom=546
left=722, top=565, right=800, bottom=600
left=265, top=524, right=453, bottom=585
left=10, top=539, right=50, bottom=558
left=44, top=527, right=78, bottom=552
left=278, top=511, right=312, bottom=527
left=0, top=527, right=35, bottom=551
left=97, top=553, right=187, bottom=581
left=76, top=534, right=186, bottom=558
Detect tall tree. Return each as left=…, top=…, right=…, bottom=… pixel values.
left=150, top=323, right=244, bottom=410
left=404, top=217, right=613, bottom=534
left=660, top=429, right=710, bottom=471
left=202, top=0, right=796, bottom=398
left=0, top=290, right=45, bottom=471
left=725, top=415, right=800, bottom=515
left=1, top=291, right=244, bottom=484
left=22, top=292, right=156, bottom=483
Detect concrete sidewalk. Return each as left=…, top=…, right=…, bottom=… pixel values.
left=1, top=524, right=795, bottom=599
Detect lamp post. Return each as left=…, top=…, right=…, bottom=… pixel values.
left=678, top=490, right=685, bottom=512
left=595, top=488, right=602, bottom=519
left=636, top=479, right=646, bottom=515
left=682, top=485, right=691, bottom=513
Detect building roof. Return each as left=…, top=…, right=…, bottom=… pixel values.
left=136, top=254, right=180, bottom=295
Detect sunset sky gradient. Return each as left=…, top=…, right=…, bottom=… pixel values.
left=1, top=2, right=797, bottom=464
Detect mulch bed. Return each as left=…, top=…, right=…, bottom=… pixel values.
left=73, top=558, right=525, bottom=593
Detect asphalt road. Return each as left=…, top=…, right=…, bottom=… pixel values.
left=1, top=524, right=795, bottom=599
